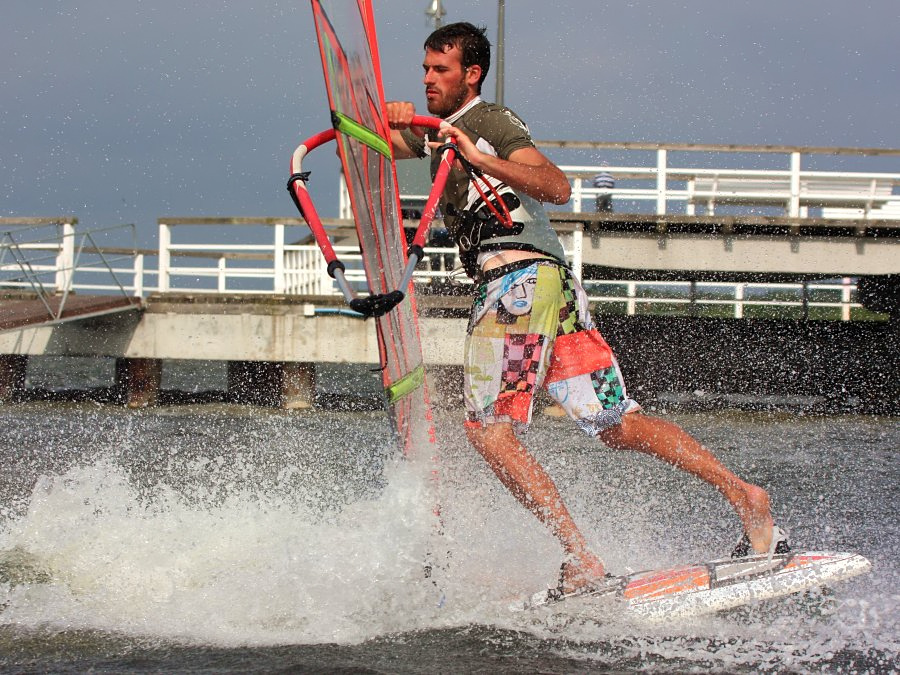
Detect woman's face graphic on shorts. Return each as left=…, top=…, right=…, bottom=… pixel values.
left=510, top=277, right=536, bottom=309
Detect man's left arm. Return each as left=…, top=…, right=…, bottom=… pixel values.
left=481, top=146, right=571, bottom=205
left=434, top=127, right=571, bottom=205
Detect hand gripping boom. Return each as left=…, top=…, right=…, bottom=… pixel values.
left=287, top=117, right=454, bottom=318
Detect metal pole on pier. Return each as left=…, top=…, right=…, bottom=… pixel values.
left=425, top=0, right=445, bottom=29
left=496, top=0, right=505, bottom=106
left=424, top=1, right=505, bottom=106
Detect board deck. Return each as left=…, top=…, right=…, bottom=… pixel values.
left=513, top=551, right=871, bottom=619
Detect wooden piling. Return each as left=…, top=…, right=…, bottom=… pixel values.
left=116, top=357, right=162, bottom=408
left=281, top=362, right=316, bottom=409
left=0, top=355, right=27, bottom=402
left=228, top=360, right=316, bottom=409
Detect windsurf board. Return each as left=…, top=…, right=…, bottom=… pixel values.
left=513, top=550, right=871, bottom=620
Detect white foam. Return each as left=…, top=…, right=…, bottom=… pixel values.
left=0, top=455, right=447, bottom=645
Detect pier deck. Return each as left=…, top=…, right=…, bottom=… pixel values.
left=0, top=294, right=140, bottom=332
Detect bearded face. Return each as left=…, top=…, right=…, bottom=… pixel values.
left=422, top=46, right=477, bottom=118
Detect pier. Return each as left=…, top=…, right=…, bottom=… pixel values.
left=2, top=141, right=898, bottom=410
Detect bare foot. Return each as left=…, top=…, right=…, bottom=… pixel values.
left=560, top=552, right=607, bottom=593
left=738, top=484, right=775, bottom=553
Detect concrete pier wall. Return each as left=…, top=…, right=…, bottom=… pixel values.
left=0, top=296, right=467, bottom=366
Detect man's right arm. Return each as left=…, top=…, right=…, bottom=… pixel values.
left=386, top=101, right=425, bottom=159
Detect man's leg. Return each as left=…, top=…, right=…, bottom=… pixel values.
left=466, top=421, right=606, bottom=589
left=597, top=412, right=776, bottom=553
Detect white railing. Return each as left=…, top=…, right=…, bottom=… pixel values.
left=0, top=220, right=77, bottom=293
left=0, top=218, right=876, bottom=321
left=543, top=141, right=900, bottom=218
left=156, top=218, right=581, bottom=295
left=133, top=220, right=880, bottom=320
left=9, top=133, right=900, bottom=324
left=0, top=221, right=141, bottom=316
left=157, top=218, right=359, bottom=295
left=583, top=278, right=860, bottom=321
left=564, top=163, right=900, bottom=218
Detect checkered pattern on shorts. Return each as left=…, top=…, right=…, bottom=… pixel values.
left=501, top=333, right=545, bottom=394
left=557, top=271, right=581, bottom=336
left=591, top=367, right=627, bottom=407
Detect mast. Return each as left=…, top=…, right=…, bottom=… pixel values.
left=425, top=0, right=446, bottom=29
left=496, top=0, right=505, bottom=106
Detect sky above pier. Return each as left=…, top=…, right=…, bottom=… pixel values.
left=2, top=0, right=898, bottom=246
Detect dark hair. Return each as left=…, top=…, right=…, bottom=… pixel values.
left=424, top=22, right=490, bottom=93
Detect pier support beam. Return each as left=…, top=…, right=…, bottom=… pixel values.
left=281, top=362, right=316, bottom=409
left=228, top=361, right=279, bottom=407
left=116, top=357, right=162, bottom=408
left=0, top=355, right=27, bottom=403
left=228, top=361, right=316, bottom=408
left=228, top=360, right=316, bottom=408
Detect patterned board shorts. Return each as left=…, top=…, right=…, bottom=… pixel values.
left=464, top=259, right=640, bottom=436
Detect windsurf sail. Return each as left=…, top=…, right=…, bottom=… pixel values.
left=288, top=0, right=444, bottom=458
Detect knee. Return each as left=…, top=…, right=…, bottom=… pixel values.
left=465, top=423, right=485, bottom=449
left=465, top=422, right=516, bottom=458
left=466, top=424, right=515, bottom=450
left=596, top=411, right=641, bottom=448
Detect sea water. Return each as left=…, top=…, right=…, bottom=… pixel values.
left=0, top=390, right=897, bottom=672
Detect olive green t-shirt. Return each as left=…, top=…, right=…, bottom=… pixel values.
left=399, top=99, right=566, bottom=263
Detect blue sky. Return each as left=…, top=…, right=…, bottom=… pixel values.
left=2, top=1, right=897, bottom=246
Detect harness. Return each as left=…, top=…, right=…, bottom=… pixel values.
left=440, top=144, right=560, bottom=279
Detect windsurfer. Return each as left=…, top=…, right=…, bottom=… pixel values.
left=386, top=22, right=789, bottom=594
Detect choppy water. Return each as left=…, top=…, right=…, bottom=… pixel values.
left=0, top=391, right=897, bottom=672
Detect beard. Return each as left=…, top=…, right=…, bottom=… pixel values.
left=426, top=76, right=471, bottom=118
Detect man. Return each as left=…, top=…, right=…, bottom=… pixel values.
left=592, top=166, right=615, bottom=213
left=386, top=22, right=788, bottom=595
